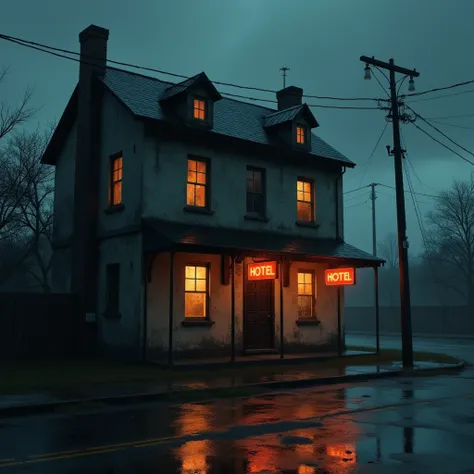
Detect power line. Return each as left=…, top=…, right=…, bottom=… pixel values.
left=407, top=88, right=474, bottom=103
left=407, top=106, right=474, bottom=161
left=422, top=113, right=474, bottom=120
left=410, top=121, right=474, bottom=166
left=358, top=122, right=388, bottom=185
left=0, top=32, right=380, bottom=103
left=426, top=120, right=474, bottom=131
left=344, top=184, right=370, bottom=195
left=406, top=77, right=474, bottom=98
left=378, top=183, right=439, bottom=199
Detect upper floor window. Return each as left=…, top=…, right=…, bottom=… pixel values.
left=185, top=265, right=209, bottom=318
left=296, top=125, right=306, bottom=145
left=187, top=158, right=208, bottom=208
left=297, top=271, right=316, bottom=319
left=246, top=167, right=265, bottom=216
left=193, top=98, right=206, bottom=120
left=110, top=154, right=123, bottom=206
left=297, top=179, right=314, bottom=222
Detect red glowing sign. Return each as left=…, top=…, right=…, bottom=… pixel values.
left=325, top=268, right=356, bottom=286
left=248, top=261, right=277, bottom=281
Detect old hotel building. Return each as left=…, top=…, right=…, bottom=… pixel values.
left=44, top=25, right=383, bottom=363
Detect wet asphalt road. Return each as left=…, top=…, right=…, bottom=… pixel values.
left=1, top=363, right=474, bottom=473
left=346, top=333, right=474, bottom=364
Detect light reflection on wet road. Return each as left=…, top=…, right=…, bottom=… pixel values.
left=1, top=367, right=474, bottom=473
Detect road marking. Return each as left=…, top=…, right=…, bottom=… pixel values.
left=2, top=391, right=474, bottom=469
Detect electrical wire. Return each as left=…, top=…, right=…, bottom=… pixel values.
left=0, top=32, right=380, bottom=103
left=403, top=151, right=446, bottom=306
left=410, top=121, right=474, bottom=166
left=344, top=197, right=370, bottom=209
left=425, top=120, right=474, bottom=131
left=407, top=88, right=474, bottom=103
left=344, top=184, right=371, bottom=195
left=407, top=77, right=474, bottom=98
left=422, top=113, right=474, bottom=120
left=378, top=183, right=439, bottom=199
left=407, top=106, right=474, bottom=164
left=358, top=123, right=388, bottom=186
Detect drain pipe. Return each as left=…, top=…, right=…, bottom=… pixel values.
left=335, top=166, right=346, bottom=355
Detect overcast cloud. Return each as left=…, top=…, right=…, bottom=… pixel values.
left=1, top=0, right=474, bottom=255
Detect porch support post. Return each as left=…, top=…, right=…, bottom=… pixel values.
left=374, top=265, right=380, bottom=354
left=337, top=286, right=342, bottom=355
left=280, top=258, right=284, bottom=359
left=168, top=251, right=175, bottom=365
left=231, top=255, right=236, bottom=362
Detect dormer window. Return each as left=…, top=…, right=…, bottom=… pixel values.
left=296, top=125, right=306, bottom=145
left=193, top=98, right=206, bottom=120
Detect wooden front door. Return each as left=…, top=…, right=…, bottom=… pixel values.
left=243, top=270, right=275, bottom=351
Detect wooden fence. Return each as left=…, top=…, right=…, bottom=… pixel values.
left=0, top=293, right=95, bottom=359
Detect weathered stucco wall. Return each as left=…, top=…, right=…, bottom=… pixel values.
left=97, top=233, right=143, bottom=360
left=98, top=90, right=144, bottom=235
left=146, top=252, right=340, bottom=361
left=142, top=136, right=340, bottom=239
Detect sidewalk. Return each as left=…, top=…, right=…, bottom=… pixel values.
left=0, top=358, right=464, bottom=418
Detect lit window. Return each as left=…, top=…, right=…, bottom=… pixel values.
left=246, top=167, right=265, bottom=216
left=297, top=179, right=314, bottom=222
left=185, top=265, right=208, bottom=318
left=297, top=271, right=315, bottom=318
left=186, top=159, right=208, bottom=207
left=110, top=155, right=123, bottom=206
left=296, top=125, right=305, bottom=144
left=193, top=98, right=206, bottom=120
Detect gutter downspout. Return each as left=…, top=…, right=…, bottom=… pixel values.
left=335, top=167, right=346, bottom=355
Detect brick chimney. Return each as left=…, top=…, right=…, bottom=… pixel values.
left=276, top=86, right=303, bottom=110
left=71, top=25, right=109, bottom=316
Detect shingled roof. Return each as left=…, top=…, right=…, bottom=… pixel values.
left=263, top=104, right=319, bottom=129
left=143, top=218, right=384, bottom=266
left=101, top=67, right=353, bottom=166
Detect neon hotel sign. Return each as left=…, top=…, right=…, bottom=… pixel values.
left=247, top=262, right=356, bottom=286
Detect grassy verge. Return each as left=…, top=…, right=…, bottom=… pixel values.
left=0, top=348, right=461, bottom=395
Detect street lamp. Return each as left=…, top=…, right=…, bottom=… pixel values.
left=364, top=64, right=371, bottom=80
left=408, top=76, right=415, bottom=92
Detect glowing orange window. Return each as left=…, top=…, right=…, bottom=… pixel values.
left=193, top=98, right=206, bottom=120
left=185, top=265, right=208, bottom=318
left=297, top=179, right=314, bottom=222
left=296, top=125, right=305, bottom=144
left=110, top=154, right=123, bottom=206
left=187, top=158, right=208, bottom=207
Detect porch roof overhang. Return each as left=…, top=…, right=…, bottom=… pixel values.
left=143, top=219, right=385, bottom=268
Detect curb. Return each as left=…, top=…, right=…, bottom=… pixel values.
left=347, top=332, right=474, bottom=340
left=0, top=361, right=465, bottom=419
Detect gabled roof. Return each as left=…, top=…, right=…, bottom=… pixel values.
left=160, top=71, right=222, bottom=102
left=143, top=218, right=384, bottom=266
left=42, top=67, right=354, bottom=167
left=101, top=67, right=353, bottom=166
left=42, top=86, right=78, bottom=165
left=263, top=104, right=319, bottom=129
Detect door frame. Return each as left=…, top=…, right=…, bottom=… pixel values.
left=242, top=262, right=276, bottom=352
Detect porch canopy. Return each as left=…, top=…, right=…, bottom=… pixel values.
left=142, top=218, right=384, bottom=365
left=143, top=218, right=385, bottom=267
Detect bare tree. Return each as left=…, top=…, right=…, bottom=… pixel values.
left=425, top=175, right=474, bottom=307
left=0, top=66, right=37, bottom=242
left=10, top=129, right=54, bottom=292
left=0, top=67, right=36, bottom=141
left=377, top=232, right=398, bottom=268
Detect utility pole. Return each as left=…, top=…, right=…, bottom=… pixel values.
left=280, top=67, right=290, bottom=88
left=370, top=182, right=380, bottom=353
left=360, top=56, right=419, bottom=369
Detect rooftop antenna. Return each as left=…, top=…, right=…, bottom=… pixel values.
left=280, top=67, right=290, bottom=88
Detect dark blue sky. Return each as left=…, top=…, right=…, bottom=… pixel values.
left=2, top=0, right=474, bottom=255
